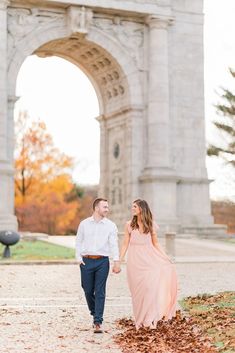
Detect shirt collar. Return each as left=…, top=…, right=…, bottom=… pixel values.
left=90, top=216, right=107, bottom=224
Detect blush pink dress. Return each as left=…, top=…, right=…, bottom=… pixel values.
left=126, top=223, right=178, bottom=329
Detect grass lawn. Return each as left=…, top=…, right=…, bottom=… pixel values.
left=223, top=238, right=235, bottom=244
left=180, top=291, right=235, bottom=353
left=0, top=240, right=75, bottom=261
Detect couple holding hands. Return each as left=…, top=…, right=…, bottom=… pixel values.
left=76, top=198, right=178, bottom=333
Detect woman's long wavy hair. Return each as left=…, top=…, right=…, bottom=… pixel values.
left=130, top=199, right=153, bottom=235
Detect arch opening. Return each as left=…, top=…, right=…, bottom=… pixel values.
left=16, top=54, right=100, bottom=185
left=34, top=36, right=130, bottom=116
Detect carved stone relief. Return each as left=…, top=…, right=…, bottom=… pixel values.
left=108, top=125, right=125, bottom=207
left=67, top=6, right=93, bottom=36
left=0, top=0, right=10, bottom=10
left=7, top=7, right=65, bottom=55
left=7, top=6, right=132, bottom=109
left=93, top=16, right=144, bottom=68
left=113, top=142, right=120, bottom=159
left=111, top=174, right=123, bottom=206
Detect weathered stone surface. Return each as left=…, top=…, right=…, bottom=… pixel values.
left=0, top=0, right=221, bottom=235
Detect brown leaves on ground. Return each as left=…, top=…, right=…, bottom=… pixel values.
left=114, top=311, right=217, bottom=353
left=114, top=292, right=235, bottom=353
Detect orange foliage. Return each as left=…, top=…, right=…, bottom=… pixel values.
left=211, top=200, right=235, bottom=233
left=15, top=111, right=73, bottom=204
left=14, top=111, right=79, bottom=234
left=66, top=187, right=98, bottom=233
left=14, top=111, right=99, bottom=234
left=16, top=189, right=77, bottom=235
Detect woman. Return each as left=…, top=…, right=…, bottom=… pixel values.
left=120, top=199, right=178, bottom=329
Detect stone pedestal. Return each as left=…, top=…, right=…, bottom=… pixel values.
left=0, top=162, right=18, bottom=231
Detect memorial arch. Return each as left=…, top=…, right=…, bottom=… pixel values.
left=0, top=0, right=224, bottom=235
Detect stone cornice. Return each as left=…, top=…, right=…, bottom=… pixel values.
left=9, top=0, right=171, bottom=18
left=146, top=15, right=174, bottom=29
left=139, top=168, right=211, bottom=184
left=97, top=105, right=144, bottom=122
left=0, top=0, right=10, bottom=10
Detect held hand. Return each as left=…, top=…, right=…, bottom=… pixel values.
left=112, top=261, right=121, bottom=274
left=112, top=265, right=121, bottom=274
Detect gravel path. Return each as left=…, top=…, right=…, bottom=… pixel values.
left=0, top=262, right=235, bottom=353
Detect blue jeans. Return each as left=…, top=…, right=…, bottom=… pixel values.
left=80, top=256, right=109, bottom=324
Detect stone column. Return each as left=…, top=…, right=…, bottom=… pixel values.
left=0, top=0, right=9, bottom=161
left=0, top=1, right=18, bottom=230
left=96, top=115, right=108, bottom=198
left=140, top=15, right=178, bottom=231
left=145, top=16, right=171, bottom=170
left=7, top=96, right=19, bottom=162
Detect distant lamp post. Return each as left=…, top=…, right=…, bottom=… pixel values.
left=0, top=231, right=20, bottom=258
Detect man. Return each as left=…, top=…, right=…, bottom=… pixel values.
left=76, top=198, right=121, bottom=333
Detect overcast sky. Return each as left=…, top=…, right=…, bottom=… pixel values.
left=15, top=0, right=235, bottom=200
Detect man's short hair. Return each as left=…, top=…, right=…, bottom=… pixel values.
left=92, top=198, right=108, bottom=210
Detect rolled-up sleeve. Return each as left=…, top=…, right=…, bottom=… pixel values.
left=75, top=221, right=84, bottom=262
left=108, top=224, right=119, bottom=261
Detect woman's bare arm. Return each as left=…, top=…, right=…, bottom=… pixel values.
left=151, top=228, right=159, bottom=249
left=119, top=222, right=131, bottom=262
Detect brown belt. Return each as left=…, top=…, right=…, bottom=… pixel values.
left=83, top=255, right=104, bottom=259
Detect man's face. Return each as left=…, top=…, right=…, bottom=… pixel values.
left=96, top=200, right=109, bottom=217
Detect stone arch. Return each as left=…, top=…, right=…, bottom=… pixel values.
left=8, top=24, right=143, bottom=115
left=7, top=20, right=145, bottom=228
left=1, top=1, right=220, bottom=235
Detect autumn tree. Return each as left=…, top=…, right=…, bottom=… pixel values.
left=207, top=68, right=235, bottom=167
left=14, top=111, right=78, bottom=234
left=15, top=111, right=74, bottom=203
left=66, top=185, right=98, bottom=233
left=16, top=175, right=79, bottom=234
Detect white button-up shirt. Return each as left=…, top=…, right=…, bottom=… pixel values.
left=75, top=216, right=119, bottom=262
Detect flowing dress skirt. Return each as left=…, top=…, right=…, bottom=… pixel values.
left=127, top=230, right=178, bottom=329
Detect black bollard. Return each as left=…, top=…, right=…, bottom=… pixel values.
left=0, top=231, right=20, bottom=258
left=3, top=245, right=11, bottom=258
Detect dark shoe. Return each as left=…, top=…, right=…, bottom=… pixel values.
left=93, top=323, right=103, bottom=333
